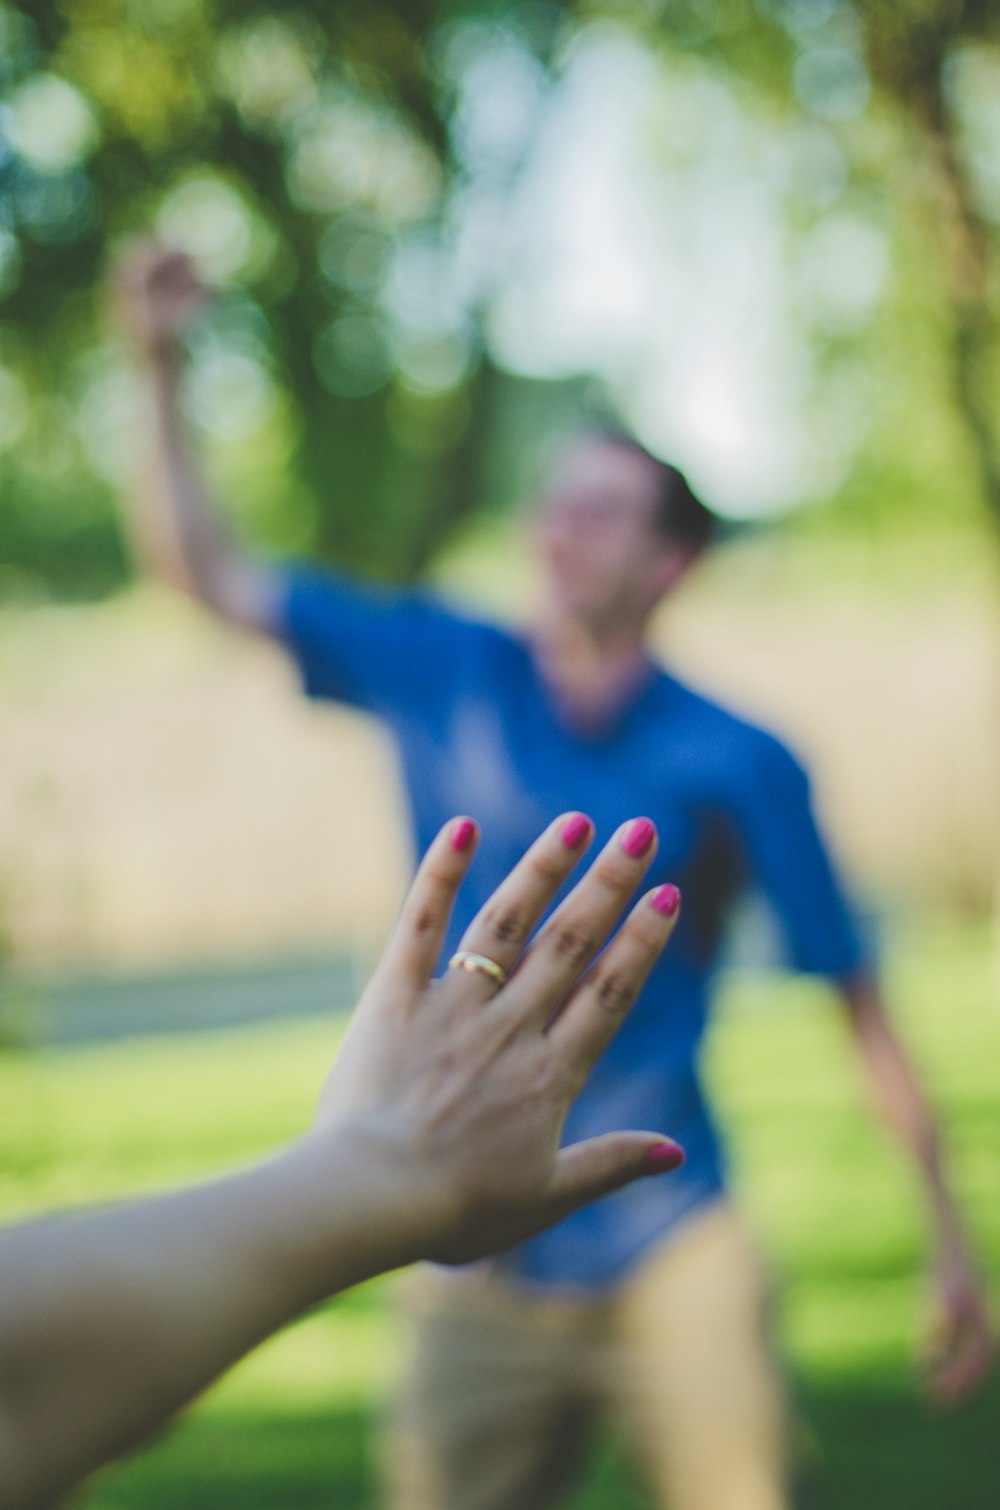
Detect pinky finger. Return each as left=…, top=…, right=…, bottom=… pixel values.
left=549, top=883, right=681, bottom=1073
left=376, top=817, right=479, bottom=990
left=547, top=1131, right=685, bottom=1217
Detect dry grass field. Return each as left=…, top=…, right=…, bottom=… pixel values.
left=1, top=529, right=998, bottom=975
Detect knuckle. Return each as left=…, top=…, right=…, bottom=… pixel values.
left=420, top=862, right=457, bottom=894
left=595, top=970, right=638, bottom=1017
left=623, top=912, right=662, bottom=949
left=549, top=921, right=596, bottom=969
left=532, top=1057, right=562, bottom=1097
left=482, top=902, right=530, bottom=946
left=529, top=851, right=568, bottom=887
left=409, top=904, right=443, bottom=938
left=589, top=858, right=634, bottom=900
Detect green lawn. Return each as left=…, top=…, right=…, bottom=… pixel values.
left=1, top=923, right=998, bottom=1508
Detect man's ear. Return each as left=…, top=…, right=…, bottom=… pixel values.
left=652, top=544, right=699, bottom=596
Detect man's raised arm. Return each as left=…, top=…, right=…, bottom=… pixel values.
left=116, top=244, right=282, bottom=635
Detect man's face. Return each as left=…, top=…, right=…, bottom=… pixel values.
left=532, top=438, right=683, bottom=627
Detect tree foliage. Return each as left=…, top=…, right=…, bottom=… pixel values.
left=1, top=0, right=999, bottom=598
left=0, top=0, right=507, bottom=594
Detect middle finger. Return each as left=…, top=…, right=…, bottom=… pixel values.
left=501, top=817, right=658, bottom=1024
left=449, top=812, right=595, bottom=999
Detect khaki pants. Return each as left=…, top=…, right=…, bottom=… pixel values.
left=384, top=1203, right=789, bottom=1510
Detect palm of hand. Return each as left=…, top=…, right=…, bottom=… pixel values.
left=313, top=813, right=683, bottom=1270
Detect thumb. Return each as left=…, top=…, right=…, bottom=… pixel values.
left=548, top=1132, right=685, bottom=1215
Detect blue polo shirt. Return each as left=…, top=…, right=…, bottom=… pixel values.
left=280, top=565, right=866, bottom=1289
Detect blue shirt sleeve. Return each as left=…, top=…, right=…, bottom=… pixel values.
left=733, top=734, right=868, bottom=979
left=277, top=562, right=476, bottom=719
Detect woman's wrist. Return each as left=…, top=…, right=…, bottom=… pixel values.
left=245, top=1122, right=444, bottom=1313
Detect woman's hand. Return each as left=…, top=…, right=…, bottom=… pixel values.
left=311, top=811, right=683, bottom=1273
left=0, top=812, right=682, bottom=1506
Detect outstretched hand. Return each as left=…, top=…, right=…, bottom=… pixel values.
left=0, top=811, right=682, bottom=1510
left=312, top=811, right=683, bottom=1273
left=114, top=241, right=205, bottom=356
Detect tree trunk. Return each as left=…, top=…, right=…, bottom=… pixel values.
left=899, top=50, right=1000, bottom=544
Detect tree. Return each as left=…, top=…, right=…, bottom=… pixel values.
left=3, top=0, right=1000, bottom=600
left=0, top=0, right=505, bottom=594
left=596, top=0, right=1000, bottom=543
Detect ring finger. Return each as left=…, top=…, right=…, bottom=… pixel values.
left=448, top=811, right=595, bottom=1000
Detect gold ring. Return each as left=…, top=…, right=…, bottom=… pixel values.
left=448, top=951, right=508, bottom=989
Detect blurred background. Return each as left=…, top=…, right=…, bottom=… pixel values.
left=1, top=1, right=999, bottom=1506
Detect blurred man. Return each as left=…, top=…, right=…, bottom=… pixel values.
left=117, top=246, right=992, bottom=1510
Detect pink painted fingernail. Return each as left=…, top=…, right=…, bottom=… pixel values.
left=560, top=813, right=592, bottom=850
left=644, top=1141, right=685, bottom=1174
left=650, top=883, right=681, bottom=918
left=620, top=818, right=656, bottom=859
left=449, top=818, right=476, bottom=853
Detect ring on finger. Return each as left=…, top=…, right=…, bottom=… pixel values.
left=448, top=951, right=508, bottom=990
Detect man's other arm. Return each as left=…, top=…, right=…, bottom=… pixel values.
left=737, top=732, right=993, bottom=1405
left=836, top=971, right=993, bottom=1405
left=116, top=244, right=282, bottom=635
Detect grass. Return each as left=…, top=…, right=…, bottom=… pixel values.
left=1, top=922, right=998, bottom=1508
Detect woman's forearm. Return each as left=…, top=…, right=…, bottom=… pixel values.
left=0, top=1140, right=360, bottom=1508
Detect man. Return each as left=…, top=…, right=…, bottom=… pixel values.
left=117, top=245, right=992, bottom=1510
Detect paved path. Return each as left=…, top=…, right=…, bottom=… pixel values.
left=1, top=901, right=879, bottom=1050
left=3, top=955, right=359, bottom=1047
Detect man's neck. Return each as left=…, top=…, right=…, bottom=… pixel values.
left=531, top=612, right=654, bottom=731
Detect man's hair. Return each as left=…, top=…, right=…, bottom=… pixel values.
left=591, top=427, right=717, bottom=555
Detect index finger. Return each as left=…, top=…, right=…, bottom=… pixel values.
left=375, top=817, right=479, bottom=988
